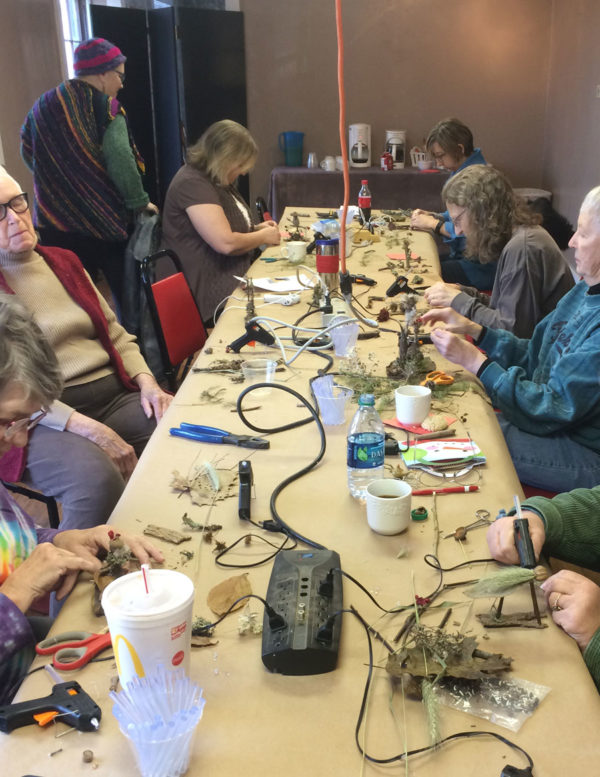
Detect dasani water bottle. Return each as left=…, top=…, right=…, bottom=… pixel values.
left=347, top=393, right=385, bottom=499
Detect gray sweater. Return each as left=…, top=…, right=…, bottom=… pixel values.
left=451, top=225, right=574, bottom=338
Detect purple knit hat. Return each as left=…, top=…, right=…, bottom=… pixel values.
left=74, top=38, right=126, bottom=76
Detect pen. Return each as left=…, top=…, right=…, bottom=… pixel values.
left=411, top=485, right=479, bottom=496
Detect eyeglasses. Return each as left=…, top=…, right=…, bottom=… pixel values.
left=115, top=70, right=125, bottom=85
left=0, top=193, right=29, bottom=222
left=1, top=409, right=47, bottom=441
left=451, top=209, right=468, bottom=228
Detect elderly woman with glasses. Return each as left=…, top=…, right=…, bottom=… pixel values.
left=0, top=167, right=171, bottom=531
left=161, top=120, right=281, bottom=325
left=420, top=185, right=600, bottom=492
left=0, top=292, right=163, bottom=704
left=20, top=37, right=157, bottom=317
left=422, top=165, right=574, bottom=338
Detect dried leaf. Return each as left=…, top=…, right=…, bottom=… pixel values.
left=191, top=635, right=219, bottom=648
left=143, top=524, right=192, bottom=544
left=207, top=573, right=252, bottom=616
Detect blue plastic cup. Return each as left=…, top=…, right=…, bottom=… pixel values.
left=278, top=131, right=304, bottom=166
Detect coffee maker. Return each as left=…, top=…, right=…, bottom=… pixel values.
left=349, top=124, right=371, bottom=168
left=385, top=130, right=406, bottom=169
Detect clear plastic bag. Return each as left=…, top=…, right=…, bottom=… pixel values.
left=435, top=675, right=551, bottom=732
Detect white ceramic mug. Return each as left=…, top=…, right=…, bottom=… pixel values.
left=366, top=479, right=412, bottom=535
left=320, top=156, right=336, bottom=171
left=394, top=385, right=432, bottom=425
left=281, top=240, right=307, bottom=264
left=307, top=152, right=318, bottom=168
left=335, top=155, right=344, bottom=170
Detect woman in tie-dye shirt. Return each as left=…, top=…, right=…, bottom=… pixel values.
left=0, top=293, right=163, bottom=703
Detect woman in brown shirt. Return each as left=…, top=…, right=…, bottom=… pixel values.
left=161, top=120, right=280, bottom=324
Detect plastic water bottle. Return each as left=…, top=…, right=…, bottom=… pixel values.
left=358, top=179, right=371, bottom=225
left=347, top=393, right=385, bottom=499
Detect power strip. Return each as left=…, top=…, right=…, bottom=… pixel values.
left=262, top=549, right=342, bottom=675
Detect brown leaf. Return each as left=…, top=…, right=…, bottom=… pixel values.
left=191, top=636, right=219, bottom=648
left=207, top=573, right=252, bottom=616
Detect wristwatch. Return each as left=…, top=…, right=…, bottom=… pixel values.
left=434, top=218, right=444, bottom=235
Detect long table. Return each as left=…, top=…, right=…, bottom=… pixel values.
left=268, top=166, right=450, bottom=220
left=4, top=209, right=600, bottom=776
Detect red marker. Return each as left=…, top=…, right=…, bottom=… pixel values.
left=411, top=485, right=480, bottom=496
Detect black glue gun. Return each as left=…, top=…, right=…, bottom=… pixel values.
left=227, top=321, right=275, bottom=353
left=386, top=275, right=418, bottom=297
left=513, top=518, right=536, bottom=569
left=0, top=680, right=101, bottom=733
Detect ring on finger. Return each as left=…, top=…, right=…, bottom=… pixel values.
left=552, top=593, right=563, bottom=612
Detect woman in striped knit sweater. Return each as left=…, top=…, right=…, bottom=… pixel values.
left=20, top=38, right=157, bottom=318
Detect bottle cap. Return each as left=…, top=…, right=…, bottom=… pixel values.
left=361, top=179, right=368, bottom=185
left=358, top=393, right=375, bottom=406
left=411, top=506, right=428, bottom=521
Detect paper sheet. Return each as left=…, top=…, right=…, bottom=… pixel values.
left=234, top=274, right=315, bottom=292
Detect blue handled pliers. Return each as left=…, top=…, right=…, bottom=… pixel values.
left=170, top=423, right=270, bottom=449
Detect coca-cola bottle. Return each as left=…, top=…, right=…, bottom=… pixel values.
left=358, top=179, right=371, bottom=225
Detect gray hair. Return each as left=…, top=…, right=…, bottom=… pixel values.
left=580, top=186, right=600, bottom=227
left=186, top=120, right=258, bottom=186
left=0, top=292, right=63, bottom=405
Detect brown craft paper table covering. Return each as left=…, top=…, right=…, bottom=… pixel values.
left=4, top=209, right=599, bottom=777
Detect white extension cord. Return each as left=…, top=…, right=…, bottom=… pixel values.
left=263, top=293, right=301, bottom=306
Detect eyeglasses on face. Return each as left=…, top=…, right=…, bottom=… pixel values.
left=1, top=409, right=47, bottom=440
left=452, top=209, right=468, bottom=228
left=0, top=193, right=29, bottom=222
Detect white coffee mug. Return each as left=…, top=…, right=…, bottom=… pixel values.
left=281, top=240, right=307, bottom=264
left=394, top=385, right=432, bottom=425
left=307, top=152, right=318, bottom=168
left=320, top=156, right=336, bottom=171
left=366, top=479, right=412, bottom=535
left=335, top=155, right=344, bottom=170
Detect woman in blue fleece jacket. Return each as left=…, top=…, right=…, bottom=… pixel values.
left=410, top=117, right=493, bottom=289
left=420, top=185, right=600, bottom=492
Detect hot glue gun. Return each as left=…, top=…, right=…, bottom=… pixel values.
left=0, top=679, right=101, bottom=733
left=227, top=321, right=275, bottom=353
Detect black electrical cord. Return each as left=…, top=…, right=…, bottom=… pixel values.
left=214, top=532, right=297, bottom=569
left=192, top=592, right=284, bottom=635
left=236, top=383, right=327, bottom=550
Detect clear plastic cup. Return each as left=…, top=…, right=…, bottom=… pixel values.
left=312, top=376, right=354, bottom=425
left=330, top=316, right=359, bottom=357
left=241, top=358, right=277, bottom=396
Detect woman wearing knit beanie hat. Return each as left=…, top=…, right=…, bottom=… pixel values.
left=20, top=37, right=157, bottom=318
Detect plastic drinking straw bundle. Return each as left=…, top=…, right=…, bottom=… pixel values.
left=111, top=665, right=205, bottom=777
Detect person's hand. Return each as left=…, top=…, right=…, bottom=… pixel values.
left=145, top=202, right=159, bottom=215
left=410, top=209, right=437, bottom=231
left=53, top=526, right=164, bottom=568
left=254, top=222, right=280, bottom=245
left=487, top=511, right=546, bottom=565
left=425, top=281, right=462, bottom=308
left=541, top=570, right=600, bottom=652
left=430, top=329, right=487, bottom=374
left=0, top=542, right=98, bottom=612
left=66, top=411, right=137, bottom=480
left=135, top=373, right=172, bottom=422
left=419, top=307, right=479, bottom=335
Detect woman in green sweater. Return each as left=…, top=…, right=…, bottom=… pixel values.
left=487, top=488, right=600, bottom=691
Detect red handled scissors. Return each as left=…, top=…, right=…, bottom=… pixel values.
left=36, top=629, right=112, bottom=671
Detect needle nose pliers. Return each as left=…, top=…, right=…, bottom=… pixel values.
left=169, top=423, right=270, bottom=449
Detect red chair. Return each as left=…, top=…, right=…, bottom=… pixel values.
left=140, top=250, right=207, bottom=391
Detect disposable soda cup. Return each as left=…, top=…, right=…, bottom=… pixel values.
left=102, top=569, right=195, bottom=686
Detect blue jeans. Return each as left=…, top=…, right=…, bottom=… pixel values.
left=497, top=414, right=600, bottom=491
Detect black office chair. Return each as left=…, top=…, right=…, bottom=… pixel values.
left=140, top=249, right=207, bottom=392
left=2, top=481, right=60, bottom=529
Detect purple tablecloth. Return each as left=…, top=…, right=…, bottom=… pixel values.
left=268, top=166, right=451, bottom=221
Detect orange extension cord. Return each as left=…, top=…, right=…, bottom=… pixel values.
left=335, top=0, right=349, bottom=275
